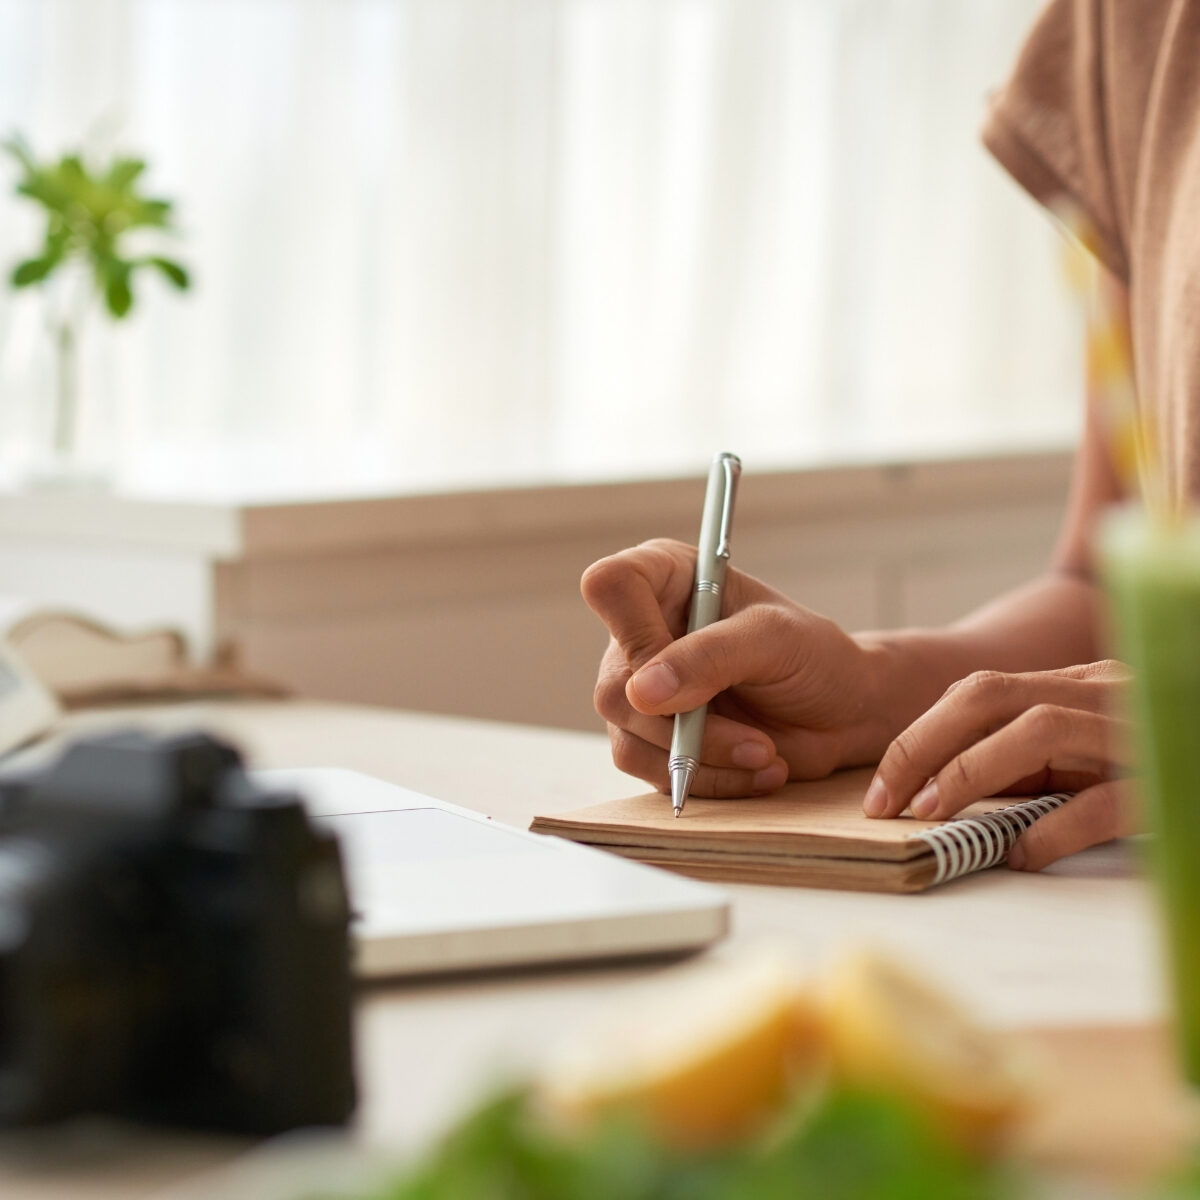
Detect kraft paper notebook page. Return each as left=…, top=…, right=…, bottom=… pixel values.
left=529, top=767, right=1069, bottom=894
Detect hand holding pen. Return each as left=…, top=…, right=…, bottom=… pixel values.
left=581, top=471, right=876, bottom=803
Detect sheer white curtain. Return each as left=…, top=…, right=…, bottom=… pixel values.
left=0, top=0, right=1080, bottom=496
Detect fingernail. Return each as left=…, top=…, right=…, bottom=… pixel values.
left=863, top=777, right=889, bottom=818
left=1008, top=841, right=1028, bottom=871
left=910, top=781, right=939, bottom=819
left=752, top=761, right=788, bottom=791
left=732, top=741, right=772, bottom=769
left=631, top=661, right=679, bottom=705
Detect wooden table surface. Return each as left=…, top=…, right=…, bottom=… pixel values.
left=0, top=700, right=1191, bottom=1197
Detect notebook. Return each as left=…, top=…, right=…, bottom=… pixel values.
left=529, top=767, right=1069, bottom=894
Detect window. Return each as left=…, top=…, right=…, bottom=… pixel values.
left=0, top=0, right=1080, bottom=496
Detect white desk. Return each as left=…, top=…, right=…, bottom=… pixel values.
left=0, top=700, right=1172, bottom=1198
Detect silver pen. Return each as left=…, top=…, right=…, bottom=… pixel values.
left=669, top=452, right=742, bottom=817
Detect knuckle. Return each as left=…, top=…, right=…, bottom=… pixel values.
left=622, top=630, right=671, bottom=669
left=697, top=765, right=778, bottom=799
left=692, top=767, right=736, bottom=798
left=1084, top=782, right=1128, bottom=840
left=681, top=631, right=736, bottom=690
left=593, top=669, right=629, bottom=723
left=958, top=669, right=1010, bottom=704
left=1025, top=702, right=1065, bottom=740
left=884, top=729, right=925, bottom=781
left=1088, top=785, right=1124, bottom=838
left=737, top=603, right=797, bottom=666
left=1019, top=819, right=1053, bottom=865
left=1056, top=661, right=1095, bottom=680
left=744, top=601, right=786, bottom=635
left=608, top=727, right=643, bottom=774
left=944, top=753, right=975, bottom=794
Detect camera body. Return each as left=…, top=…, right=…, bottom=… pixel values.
left=0, top=730, right=356, bottom=1134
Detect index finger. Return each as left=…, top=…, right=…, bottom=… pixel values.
left=866, top=669, right=1114, bottom=818
left=580, top=539, right=697, bottom=671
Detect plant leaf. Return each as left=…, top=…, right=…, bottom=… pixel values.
left=103, top=259, right=134, bottom=318
left=143, top=256, right=190, bottom=289
left=106, top=157, right=146, bottom=190
left=43, top=227, right=70, bottom=259
left=16, top=175, right=72, bottom=215
left=57, top=154, right=87, bottom=188
left=127, top=196, right=173, bottom=228
left=11, top=257, right=55, bottom=287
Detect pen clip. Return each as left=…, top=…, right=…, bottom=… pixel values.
left=715, top=454, right=740, bottom=560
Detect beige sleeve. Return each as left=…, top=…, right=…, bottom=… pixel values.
left=982, top=0, right=1128, bottom=282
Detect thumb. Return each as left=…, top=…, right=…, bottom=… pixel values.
left=626, top=609, right=781, bottom=714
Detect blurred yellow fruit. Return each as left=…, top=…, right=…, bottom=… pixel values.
left=536, top=954, right=826, bottom=1148
left=823, top=949, right=1028, bottom=1151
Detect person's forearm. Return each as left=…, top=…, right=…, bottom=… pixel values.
left=855, top=569, right=1104, bottom=747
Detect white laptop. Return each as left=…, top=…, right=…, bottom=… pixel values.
left=256, top=767, right=730, bottom=979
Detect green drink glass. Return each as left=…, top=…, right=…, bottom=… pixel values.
left=1101, top=506, right=1200, bottom=1085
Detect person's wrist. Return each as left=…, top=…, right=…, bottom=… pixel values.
left=844, top=634, right=917, bottom=766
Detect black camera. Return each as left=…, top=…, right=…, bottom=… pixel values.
left=0, top=730, right=356, bottom=1134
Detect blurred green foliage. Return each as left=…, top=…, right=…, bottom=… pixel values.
left=312, top=1087, right=1018, bottom=1200
left=1153, top=1156, right=1200, bottom=1200
left=3, top=131, right=189, bottom=319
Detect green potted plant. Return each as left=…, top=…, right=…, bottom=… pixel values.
left=3, top=132, right=191, bottom=481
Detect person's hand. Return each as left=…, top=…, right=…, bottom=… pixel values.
left=863, top=660, right=1137, bottom=871
left=581, top=538, right=894, bottom=797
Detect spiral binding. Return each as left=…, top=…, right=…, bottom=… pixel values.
left=914, top=793, right=1070, bottom=885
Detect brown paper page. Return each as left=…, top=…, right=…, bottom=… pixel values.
left=531, top=767, right=942, bottom=862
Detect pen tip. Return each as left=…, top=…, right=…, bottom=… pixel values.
left=670, top=762, right=694, bottom=819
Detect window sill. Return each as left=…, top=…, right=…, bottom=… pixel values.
left=0, top=443, right=1075, bottom=558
